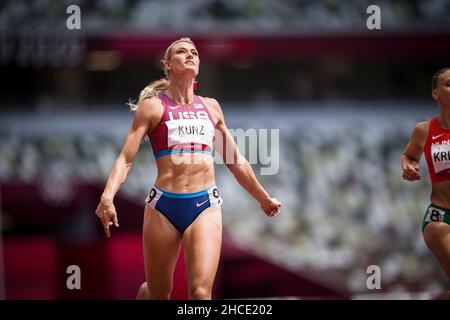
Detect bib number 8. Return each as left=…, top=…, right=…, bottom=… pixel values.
left=426, top=208, right=444, bottom=223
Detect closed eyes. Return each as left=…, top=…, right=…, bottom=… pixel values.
left=176, top=48, right=198, bottom=56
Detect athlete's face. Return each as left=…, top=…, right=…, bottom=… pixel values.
left=165, top=42, right=199, bottom=78
left=432, top=70, right=450, bottom=108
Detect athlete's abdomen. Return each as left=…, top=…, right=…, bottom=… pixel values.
left=154, top=154, right=216, bottom=192
left=430, top=181, right=450, bottom=208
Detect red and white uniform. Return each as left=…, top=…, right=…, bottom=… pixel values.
left=148, top=93, right=217, bottom=158
left=424, top=117, right=450, bottom=184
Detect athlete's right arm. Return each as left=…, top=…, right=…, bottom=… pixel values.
left=95, top=97, right=162, bottom=238
left=401, top=121, right=427, bottom=181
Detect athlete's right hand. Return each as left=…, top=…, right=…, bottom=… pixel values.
left=95, top=196, right=119, bottom=238
left=402, top=163, right=421, bottom=181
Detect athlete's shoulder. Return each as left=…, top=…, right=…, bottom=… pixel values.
left=200, top=96, right=223, bottom=116
left=140, top=95, right=164, bottom=109
left=197, top=96, right=222, bottom=121
left=414, top=120, right=429, bottom=133
left=132, top=96, right=164, bottom=130
left=200, top=96, right=219, bottom=107
left=411, top=120, right=429, bottom=143
left=137, top=96, right=164, bottom=115
left=416, top=120, right=428, bottom=128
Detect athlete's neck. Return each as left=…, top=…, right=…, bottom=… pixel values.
left=165, top=76, right=195, bottom=105
left=439, top=107, right=450, bottom=130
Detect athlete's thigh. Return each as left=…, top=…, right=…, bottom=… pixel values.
left=182, top=205, right=222, bottom=287
left=143, top=205, right=182, bottom=289
left=423, top=222, right=450, bottom=277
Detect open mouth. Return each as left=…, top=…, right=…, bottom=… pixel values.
left=185, top=61, right=195, bottom=65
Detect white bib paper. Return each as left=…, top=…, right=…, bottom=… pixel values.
left=166, top=118, right=214, bottom=148
left=431, top=140, right=450, bottom=174
left=425, top=207, right=445, bottom=223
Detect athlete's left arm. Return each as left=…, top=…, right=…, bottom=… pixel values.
left=204, top=97, right=281, bottom=217
left=401, top=121, right=427, bottom=181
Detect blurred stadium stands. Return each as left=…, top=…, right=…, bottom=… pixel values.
left=2, top=0, right=450, bottom=31
left=1, top=0, right=450, bottom=299
left=1, top=106, right=449, bottom=299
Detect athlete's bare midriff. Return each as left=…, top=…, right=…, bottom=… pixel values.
left=431, top=181, right=450, bottom=208
left=154, top=153, right=216, bottom=192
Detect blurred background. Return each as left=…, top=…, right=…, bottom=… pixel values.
left=1, top=0, right=450, bottom=299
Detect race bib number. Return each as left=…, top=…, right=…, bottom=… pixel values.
left=209, top=187, right=223, bottom=206
left=166, top=119, right=214, bottom=147
left=425, top=207, right=445, bottom=223
left=431, top=140, right=450, bottom=175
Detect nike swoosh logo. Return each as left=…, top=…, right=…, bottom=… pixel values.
left=196, top=199, right=208, bottom=207
left=432, top=134, right=445, bottom=140
left=170, top=105, right=183, bottom=110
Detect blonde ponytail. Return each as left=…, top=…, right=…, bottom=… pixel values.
left=127, top=78, right=170, bottom=111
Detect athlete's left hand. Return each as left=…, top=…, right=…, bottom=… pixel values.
left=260, top=198, right=282, bottom=217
